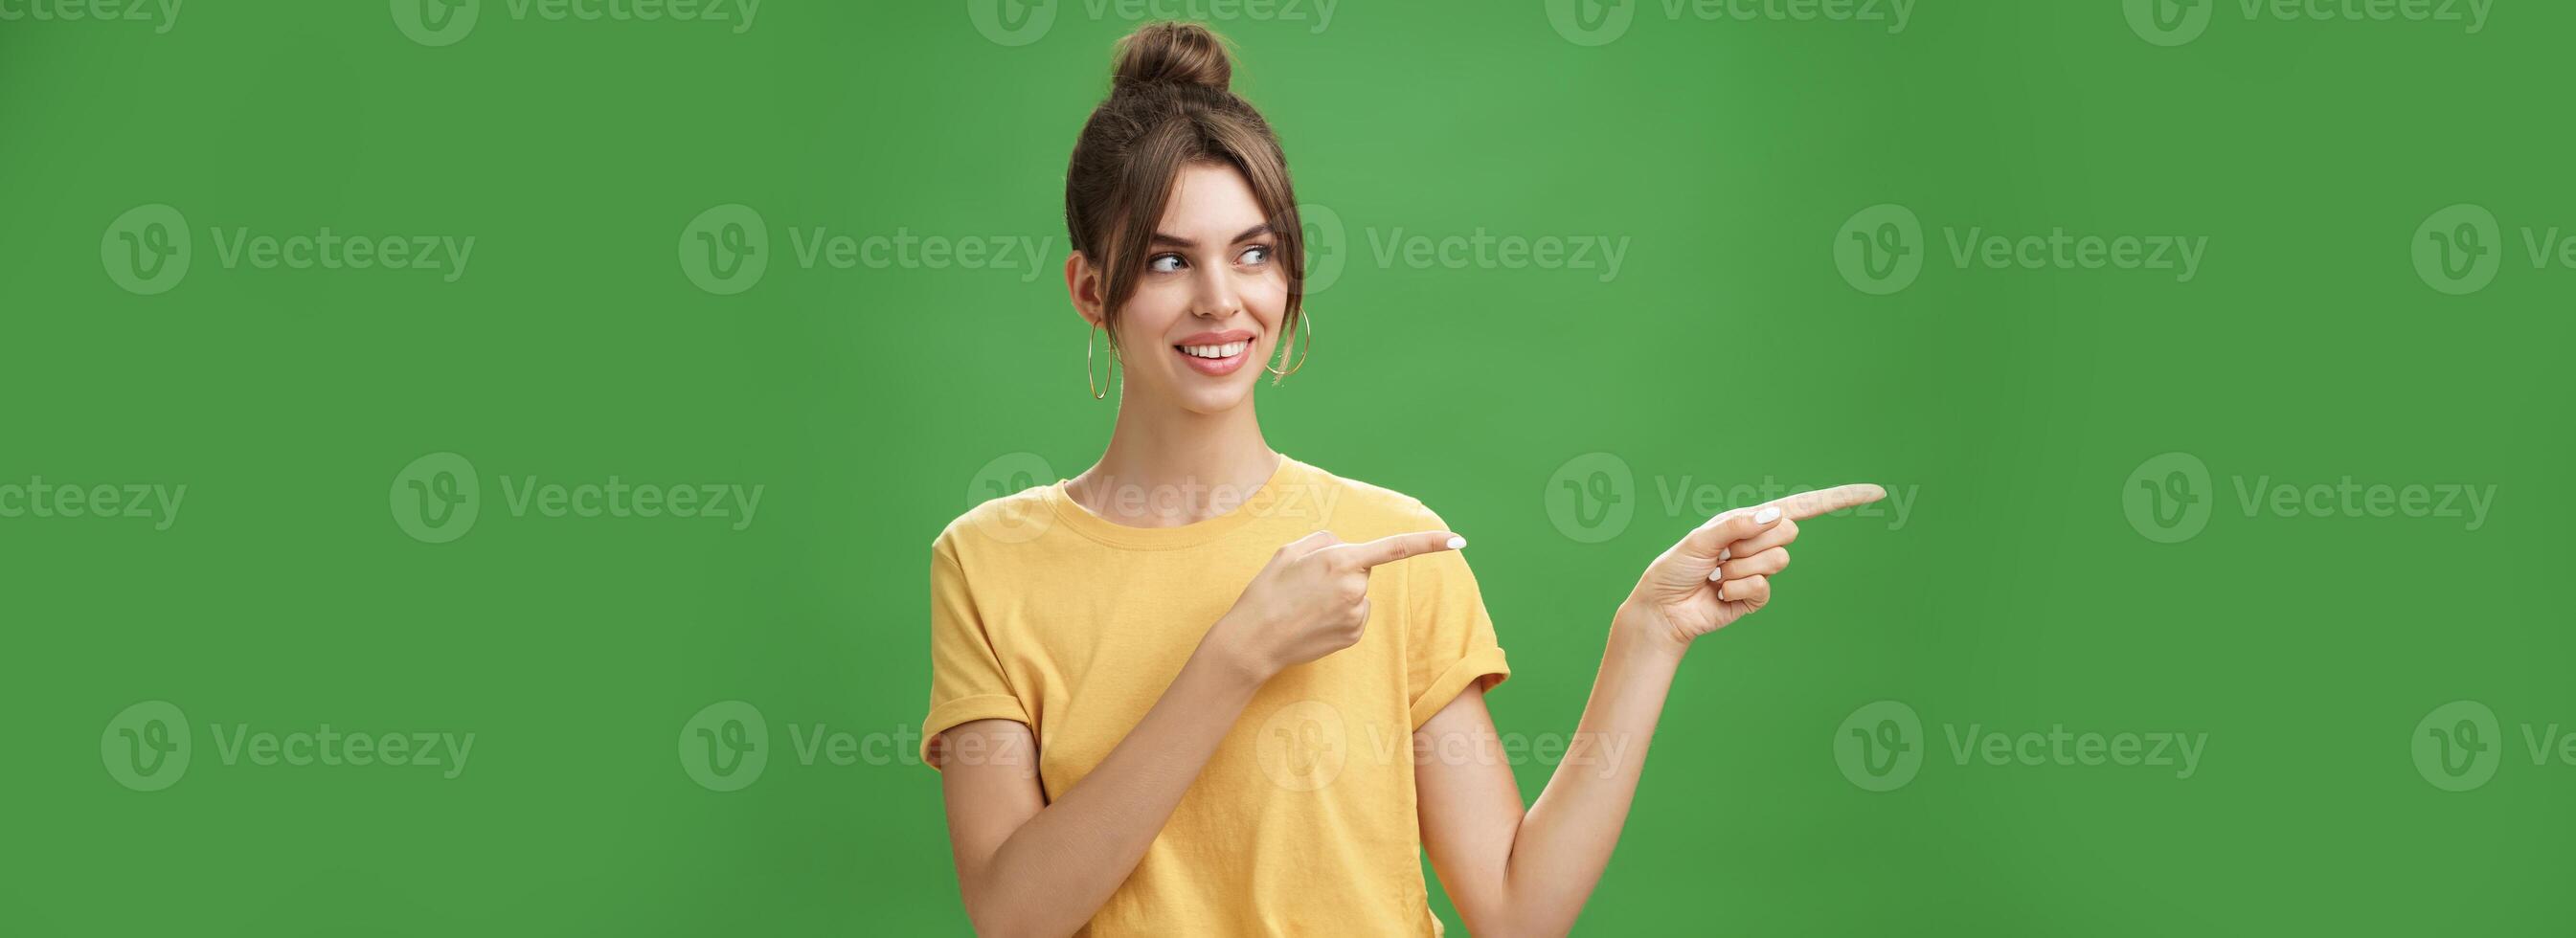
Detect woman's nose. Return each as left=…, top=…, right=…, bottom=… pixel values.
left=1192, top=268, right=1242, bottom=319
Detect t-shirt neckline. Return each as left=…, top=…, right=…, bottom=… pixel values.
left=1043, top=453, right=1308, bottom=550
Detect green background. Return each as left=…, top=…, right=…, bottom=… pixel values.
left=8, top=1, right=2570, bottom=933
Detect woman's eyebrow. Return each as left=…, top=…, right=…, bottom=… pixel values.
left=1149, top=223, right=1274, bottom=248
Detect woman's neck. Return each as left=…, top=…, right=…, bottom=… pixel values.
left=1070, top=393, right=1278, bottom=528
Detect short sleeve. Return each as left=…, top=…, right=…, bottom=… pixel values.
left=1403, top=514, right=1509, bottom=730
left=919, top=537, right=1033, bottom=770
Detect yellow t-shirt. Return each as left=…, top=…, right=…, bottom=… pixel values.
left=920, top=455, right=1509, bottom=936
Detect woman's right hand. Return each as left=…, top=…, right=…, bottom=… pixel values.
left=1208, top=529, right=1465, bottom=681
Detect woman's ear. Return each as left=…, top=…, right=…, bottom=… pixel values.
left=1065, top=252, right=1106, bottom=327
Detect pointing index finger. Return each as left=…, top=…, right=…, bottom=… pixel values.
left=1338, top=530, right=1466, bottom=569
left=1767, top=483, right=1887, bottom=521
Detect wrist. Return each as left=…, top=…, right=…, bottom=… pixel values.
left=1613, top=601, right=1693, bottom=662
left=1196, top=613, right=1277, bottom=687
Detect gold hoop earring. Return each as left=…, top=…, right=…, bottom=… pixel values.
left=1086, top=323, right=1117, bottom=400
left=1265, top=311, right=1311, bottom=380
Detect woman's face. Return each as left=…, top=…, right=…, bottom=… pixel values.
left=1080, top=162, right=1289, bottom=416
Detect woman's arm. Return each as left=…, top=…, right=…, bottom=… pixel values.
left=938, top=529, right=1464, bottom=937
left=1413, top=634, right=1683, bottom=938
left=939, top=636, right=1263, bottom=938
left=1414, top=484, right=1884, bottom=937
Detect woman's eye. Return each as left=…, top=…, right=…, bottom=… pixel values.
left=1147, top=254, right=1186, bottom=274
left=1238, top=245, right=1271, bottom=266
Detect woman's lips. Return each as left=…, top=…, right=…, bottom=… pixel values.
left=1173, top=330, right=1255, bottom=377
left=1175, top=340, right=1251, bottom=376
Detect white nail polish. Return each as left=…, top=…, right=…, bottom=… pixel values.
left=1445, top=536, right=1466, bottom=550
left=1707, top=569, right=1725, bottom=582
left=1754, top=506, right=1781, bottom=525
left=1718, top=547, right=1732, bottom=562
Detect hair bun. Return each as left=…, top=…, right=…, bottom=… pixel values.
left=1113, top=21, right=1232, bottom=92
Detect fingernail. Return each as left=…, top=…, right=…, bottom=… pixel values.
left=1707, top=569, right=1725, bottom=582
left=1754, top=506, right=1781, bottom=525
left=1445, top=536, right=1467, bottom=550
left=1717, top=547, right=1731, bottom=562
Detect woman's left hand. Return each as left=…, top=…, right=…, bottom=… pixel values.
left=1618, top=482, right=1886, bottom=650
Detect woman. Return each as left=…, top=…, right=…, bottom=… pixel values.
left=923, top=22, right=1883, bottom=936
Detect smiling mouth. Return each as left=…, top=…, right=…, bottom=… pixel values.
left=1172, top=331, right=1255, bottom=376
left=1178, top=341, right=1249, bottom=359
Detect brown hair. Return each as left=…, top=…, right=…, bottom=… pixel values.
left=1065, top=22, right=1304, bottom=372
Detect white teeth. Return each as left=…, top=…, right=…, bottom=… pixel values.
left=1180, top=342, right=1248, bottom=359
